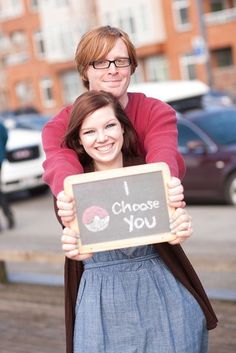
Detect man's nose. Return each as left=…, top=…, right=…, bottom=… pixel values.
left=107, top=61, right=118, bottom=73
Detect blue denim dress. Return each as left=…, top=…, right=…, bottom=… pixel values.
left=73, top=245, right=208, bottom=353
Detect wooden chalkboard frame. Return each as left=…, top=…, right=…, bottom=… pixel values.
left=64, top=162, right=176, bottom=253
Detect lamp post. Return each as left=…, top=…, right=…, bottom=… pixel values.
left=195, top=0, right=214, bottom=88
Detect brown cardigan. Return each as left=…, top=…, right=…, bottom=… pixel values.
left=54, top=158, right=218, bottom=353
left=54, top=214, right=218, bottom=353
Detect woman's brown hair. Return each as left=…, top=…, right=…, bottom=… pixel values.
left=75, top=26, right=138, bottom=89
left=64, top=90, right=139, bottom=167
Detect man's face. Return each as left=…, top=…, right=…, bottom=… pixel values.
left=86, top=38, right=131, bottom=107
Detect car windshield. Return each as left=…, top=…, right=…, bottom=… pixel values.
left=193, top=109, right=236, bottom=145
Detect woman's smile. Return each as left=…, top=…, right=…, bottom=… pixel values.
left=79, top=105, right=124, bottom=170
left=95, top=143, right=114, bottom=153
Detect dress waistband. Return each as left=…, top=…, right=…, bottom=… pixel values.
left=83, top=253, right=159, bottom=270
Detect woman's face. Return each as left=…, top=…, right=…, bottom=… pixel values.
left=79, top=105, right=124, bottom=170
left=86, top=38, right=131, bottom=108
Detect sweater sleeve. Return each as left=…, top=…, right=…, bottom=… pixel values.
left=42, top=106, right=84, bottom=196
left=143, top=99, right=185, bottom=179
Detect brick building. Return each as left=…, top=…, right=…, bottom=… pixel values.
left=0, top=0, right=235, bottom=115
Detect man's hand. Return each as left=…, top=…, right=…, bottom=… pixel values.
left=61, top=227, right=93, bottom=261
left=167, top=177, right=186, bottom=209
left=169, top=208, right=192, bottom=245
left=56, top=191, right=76, bottom=227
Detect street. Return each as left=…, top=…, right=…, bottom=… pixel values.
left=0, top=189, right=235, bottom=296
left=0, top=190, right=236, bottom=352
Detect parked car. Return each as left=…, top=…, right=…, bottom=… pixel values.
left=177, top=106, right=236, bottom=205
left=128, top=80, right=209, bottom=112
left=0, top=113, right=51, bottom=131
left=1, top=115, right=50, bottom=194
left=202, top=89, right=234, bottom=109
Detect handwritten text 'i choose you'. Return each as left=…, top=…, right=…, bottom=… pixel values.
left=111, top=181, right=160, bottom=232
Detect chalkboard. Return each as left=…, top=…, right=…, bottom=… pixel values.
left=64, top=162, right=176, bottom=253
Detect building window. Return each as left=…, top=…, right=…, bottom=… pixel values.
left=60, top=71, right=83, bottom=105
left=210, top=0, right=236, bottom=11
left=29, top=0, right=39, bottom=11
left=33, top=31, right=45, bottom=58
left=0, top=0, right=24, bottom=19
left=210, top=0, right=226, bottom=12
left=172, top=0, right=191, bottom=31
left=4, top=31, right=29, bottom=66
left=40, top=78, right=55, bottom=108
left=117, top=8, right=136, bottom=37
left=11, top=31, right=27, bottom=49
left=145, top=56, right=169, bottom=82
left=211, top=47, right=233, bottom=67
left=41, top=0, right=68, bottom=7
left=101, top=0, right=157, bottom=47
left=180, top=53, right=197, bottom=80
left=15, top=81, right=34, bottom=105
left=130, top=60, right=145, bottom=84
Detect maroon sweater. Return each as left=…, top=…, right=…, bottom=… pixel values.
left=42, top=92, right=185, bottom=196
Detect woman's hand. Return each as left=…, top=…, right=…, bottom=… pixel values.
left=61, top=227, right=93, bottom=261
left=169, top=207, right=192, bottom=245
left=167, top=177, right=186, bottom=209
left=57, top=191, right=76, bottom=227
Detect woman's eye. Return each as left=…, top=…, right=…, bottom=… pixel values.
left=83, top=130, right=95, bottom=135
left=106, top=123, right=116, bottom=129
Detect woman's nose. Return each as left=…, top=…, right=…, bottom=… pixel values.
left=96, top=130, right=108, bottom=142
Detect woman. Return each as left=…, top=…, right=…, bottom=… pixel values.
left=57, top=91, right=217, bottom=353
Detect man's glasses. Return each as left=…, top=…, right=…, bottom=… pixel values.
left=90, top=58, right=131, bottom=69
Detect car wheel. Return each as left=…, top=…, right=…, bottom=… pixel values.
left=225, top=173, right=236, bottom=206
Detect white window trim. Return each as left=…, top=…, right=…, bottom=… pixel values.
left=33, top=31, right=45, bottom=59
left=179, top=54, right=197, bottom=80
left=40, top=78, right=55, bottom=108
left=172, top=0, right=192, bottom=32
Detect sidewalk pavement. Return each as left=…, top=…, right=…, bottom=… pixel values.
left=0, top=191, right=235, bottom=301
left=1, top=282, right=235, bottom=353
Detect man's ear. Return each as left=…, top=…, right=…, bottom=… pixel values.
left=81, top=70, right=88, bottom=83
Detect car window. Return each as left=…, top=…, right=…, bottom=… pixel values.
left=178, top=122, right=202, bottom=146
left=194, top=110, right=236, bottom=145
left=177, top=122, right=209, bottom=153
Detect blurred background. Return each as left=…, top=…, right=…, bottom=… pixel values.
left=0, top=0, right=236, bottom=115
left=0, top=1, right=236, bottom=352
left=0, top=0, right=236, bottom=205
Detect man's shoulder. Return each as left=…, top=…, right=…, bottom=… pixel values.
left=55, top=104, right=73, bottom=118
left=128, top=92, right=173, bottom=111
left=47, top=105, right=73, bottom=124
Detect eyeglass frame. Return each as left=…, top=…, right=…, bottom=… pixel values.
left=89, top=58, right=131, bottom=69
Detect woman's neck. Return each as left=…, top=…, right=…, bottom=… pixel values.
left=93, top=153, right=123, bottom=172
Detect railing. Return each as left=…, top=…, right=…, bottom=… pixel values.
left=0, top=250, right=64, bottom=283
left=5, top=52, right=29, bottom=65
left=205, top=7, right=236, bottom=25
